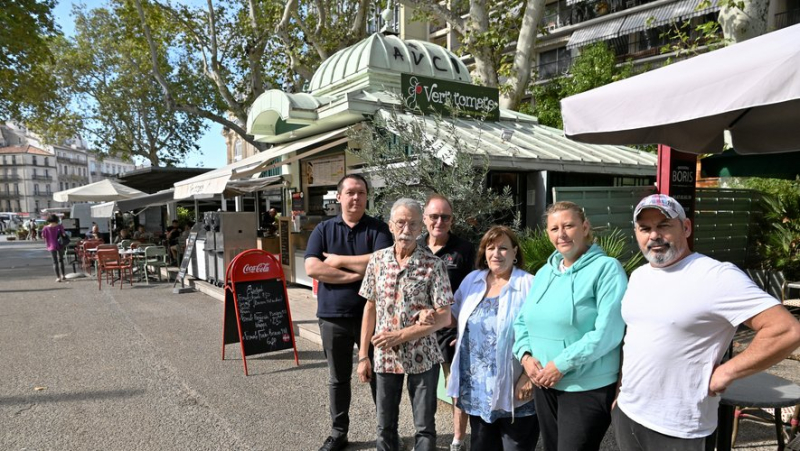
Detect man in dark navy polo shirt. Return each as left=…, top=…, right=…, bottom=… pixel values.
left=305, top=174, right=393, bottom=451
left=418, top=194, right=475, bottom=451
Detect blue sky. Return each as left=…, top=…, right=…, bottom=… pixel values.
left=53, top=0, right=227, bottom=170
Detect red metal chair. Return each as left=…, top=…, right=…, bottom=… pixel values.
left=95, top=248, right=134, bottom=290
left=78, top=239, right=104, bottom=274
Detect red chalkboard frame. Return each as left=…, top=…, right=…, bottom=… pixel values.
left=222, top=249, right=300, bottom=375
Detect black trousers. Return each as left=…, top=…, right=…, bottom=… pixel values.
left=319, top=317, right=376, bottom=439
left=50, top=249, right=66, bottom=278
left=469, top=413, right=540, bottom=451
left=612, top=406, right=715, bottom=451
left=533, top=383, right=616, bottom=451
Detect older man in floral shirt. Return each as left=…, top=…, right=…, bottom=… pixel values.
left=357, top=198, right=453, bottom=451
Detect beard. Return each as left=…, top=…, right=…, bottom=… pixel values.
left=642, top=238, right=681, bottom=267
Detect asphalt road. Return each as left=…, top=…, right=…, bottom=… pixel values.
left=1, top=238, right=797, bottom=450
left=0, top=240, right=431, bottom=450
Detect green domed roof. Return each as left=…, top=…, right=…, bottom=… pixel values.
left=309, top=33, right=471, bottom=95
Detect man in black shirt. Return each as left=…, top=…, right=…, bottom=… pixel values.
left=418, top=194, right=475, bottom=451
left=305, top=174, right=393, bottom=451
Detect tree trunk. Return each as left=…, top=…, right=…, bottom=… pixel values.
left=718, top=0, right=769, bottom=43
left=467, top=0, right=499, bottom=87
left=500, top=0, right=546, bottom=110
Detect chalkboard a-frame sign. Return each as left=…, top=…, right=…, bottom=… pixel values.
left=173, top=223, right=201, bottom=293
left=222, top=249, right=299, bottom=375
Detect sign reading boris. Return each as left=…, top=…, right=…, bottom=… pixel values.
left=401, top=73, right=500, bottom=121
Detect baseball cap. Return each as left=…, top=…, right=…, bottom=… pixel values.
left=634, top=194, right=686, bottom=221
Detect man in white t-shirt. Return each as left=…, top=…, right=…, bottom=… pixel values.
left=614, top=194, right=800, bottom=451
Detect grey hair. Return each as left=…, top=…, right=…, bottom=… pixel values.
left=390, top=198, right=422, bottom=219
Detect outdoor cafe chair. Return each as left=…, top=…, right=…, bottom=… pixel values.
left=78, top=239, right=104, bottom=274
left=731, top=404, right=800, bottom=448
left=95, top=248, right=134, bottom=290
left=118, top=239, right=133, bottom=250
left=143, top=245, right=170, bottom=284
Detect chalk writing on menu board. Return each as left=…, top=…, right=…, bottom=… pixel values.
left=232, top=279, right=293, bottom=356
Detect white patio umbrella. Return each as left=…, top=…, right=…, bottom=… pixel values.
left=53, top=179, right=146, bottom=202
left=561, top=24, right=800, bottom=155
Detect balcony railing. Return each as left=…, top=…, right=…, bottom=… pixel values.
left=0, top=175, right=21, bottom=182
left=0, top=193, right=20, bottom=199
left=775, top=8, right=800, bottom=29
left=540, top=0, right=653, bottom=32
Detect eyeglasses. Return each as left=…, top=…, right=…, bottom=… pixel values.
left=390, top=220, right=422, bottom=231
left=426, top=214, right=452, bottom=223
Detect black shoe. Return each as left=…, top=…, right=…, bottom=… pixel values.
left=318, top=435, right=348, bottom=451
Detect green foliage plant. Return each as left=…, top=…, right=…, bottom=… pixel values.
left=347, top=105, right=516, bottom=246
left=738, top=178, right=800, bottom=280
left=530, top=42, right=633, bottom=129
left=518, top=226, right=644, bottom=276
left=176, top=206, right=195, bottom=226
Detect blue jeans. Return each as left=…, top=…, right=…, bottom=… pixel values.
left=376, top=365, right=439, bottom=451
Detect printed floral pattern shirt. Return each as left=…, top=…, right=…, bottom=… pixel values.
left=359, top=245, right=454, bottom=375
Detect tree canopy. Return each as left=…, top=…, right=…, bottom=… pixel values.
left=28, top=2, right=207, bottom=166
left=132, top=0, right=373, bottom=150
left=0, top=0, right=60, bottom=119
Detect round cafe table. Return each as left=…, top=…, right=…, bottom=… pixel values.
left=717, top=371, right=800, bottom=451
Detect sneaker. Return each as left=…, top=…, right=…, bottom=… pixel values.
left=450, top=443, right=463, bottom=451
left=56, top=278, right=62, bottom=283
left=60, top=276, right=66, bottom=282
left=318, top=435, right=348, bottom=451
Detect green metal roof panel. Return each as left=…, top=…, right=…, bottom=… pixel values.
left=309, top=33, right=472, bottom=94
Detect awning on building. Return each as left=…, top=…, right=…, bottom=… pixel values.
left=568, top=0, right=720, bottom=48
left=619, top=0, right=720, bottom=35
left=375, top=109, right=657, bottom=176
left=567, top=16, right=626, bottom=49
left=174, top=127, right=349, bottom=199
left=91, top=189, right=177, bottom=218
left=225, top=174, right=291, bottom=194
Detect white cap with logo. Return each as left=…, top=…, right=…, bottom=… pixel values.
left=634, top=194, right=687, bottom=221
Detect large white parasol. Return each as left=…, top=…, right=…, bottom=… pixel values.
left=561, top=24, right=800, bottom=155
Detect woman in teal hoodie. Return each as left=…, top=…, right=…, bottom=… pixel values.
left=513, top=201, right=627, bottom=451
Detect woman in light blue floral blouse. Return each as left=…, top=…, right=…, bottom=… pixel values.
left=446, top=226, right=538, bottom=450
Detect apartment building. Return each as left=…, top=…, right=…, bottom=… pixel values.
left=404, top=0, right=800, bottom=86
left=0, top=123, right=135, bottom=212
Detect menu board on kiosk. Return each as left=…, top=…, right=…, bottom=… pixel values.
left=222, top=249, right=299, bottom=375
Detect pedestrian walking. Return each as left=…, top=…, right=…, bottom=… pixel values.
left=357, top=198, right=453, bottom=451
left=613, top=194, right=800, bottom=450
left=418, top=194, right=475, bottom=451
left=40, top=214, right=67, bottom=282
left=513, top=201, right=628, bottom=451
left=448, top=226, right=539, bottom=450
left=28, top=219, right=38, bottom=241
left=304, top=174, right=393, bottom=451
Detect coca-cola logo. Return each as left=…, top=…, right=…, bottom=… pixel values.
left=243, top=263, right=270, bottom=274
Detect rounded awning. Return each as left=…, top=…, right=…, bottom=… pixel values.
left=247, top=91, right=328, bottom=138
